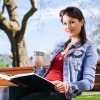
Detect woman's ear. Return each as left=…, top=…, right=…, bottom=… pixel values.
left=81, top=19, right=85, bottom=26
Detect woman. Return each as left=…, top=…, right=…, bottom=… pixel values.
left=10, top=6, right=98, bottom=100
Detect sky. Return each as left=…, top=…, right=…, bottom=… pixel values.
left=0, top=0, right=100, bottom=58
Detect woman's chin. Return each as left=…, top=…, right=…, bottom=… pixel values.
left=68, top=33, right=73, bottom=37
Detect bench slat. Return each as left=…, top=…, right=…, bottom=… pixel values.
left=92, top=83, right=100, bottom=91
left=0, top=67, right=34, bottom=75
left=95, top=74, right=100, bottom=83
left=96, top=64, right=100, bottom=74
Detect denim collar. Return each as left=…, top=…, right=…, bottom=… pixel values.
left=73, top=40, right=81, bottom=48
left=62, top=39, right=82, bottom=56
left=64, top=39, right=81, bottom=49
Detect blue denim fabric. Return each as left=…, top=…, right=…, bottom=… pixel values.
left=45, top=40, right=98, bottom=99
left=35, top=67, right=46, bottom=77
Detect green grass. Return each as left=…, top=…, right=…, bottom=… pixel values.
left=73, top=94, right=100, bottom=100
left=0, top=60, right=7, bottom=68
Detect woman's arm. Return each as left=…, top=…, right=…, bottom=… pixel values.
left=66, top=44, right=98, bottom=99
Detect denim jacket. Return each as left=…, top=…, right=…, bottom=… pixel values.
left=44, top=39, right=98, bottom=99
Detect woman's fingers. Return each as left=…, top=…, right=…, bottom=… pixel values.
left=51, top=80, right=60, bottom=85
left=53, top=81, right=68, bottom=93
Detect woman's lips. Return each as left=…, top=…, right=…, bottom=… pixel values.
left=67, top=30, right=74, bottom=34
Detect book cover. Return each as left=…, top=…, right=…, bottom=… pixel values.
left=0, top=73, right=55, bottom=92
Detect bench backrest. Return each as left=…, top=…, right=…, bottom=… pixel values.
left=92, top=61, right=100, bottom=91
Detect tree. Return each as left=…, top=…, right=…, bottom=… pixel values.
left=0, top=0, right=37, bottom=67
left=91, top=24, right=100, bottom=55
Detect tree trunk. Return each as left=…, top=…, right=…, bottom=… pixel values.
left=0, top=0, right=37, bottom=67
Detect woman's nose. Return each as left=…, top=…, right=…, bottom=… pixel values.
left=65, top=23, right=71, bottom=30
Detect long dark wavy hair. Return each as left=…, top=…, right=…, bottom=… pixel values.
left=59, top=6, right=87, bottom=46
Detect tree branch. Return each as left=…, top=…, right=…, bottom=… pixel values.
left=5, top=0, right=20, bottom=34
left=0, top=12, right=20, bottom=37
left=2, top=0, right=7, bottom=13
left=0, top=12, right=12, bottom=40
left=20, top=0, right=37, bottom=38
left=6, top=0, right=19, bottom=24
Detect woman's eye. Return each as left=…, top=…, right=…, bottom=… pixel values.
left=70, top=21, right=74, bottom=24
left=63, top=22, right=67, bottom=25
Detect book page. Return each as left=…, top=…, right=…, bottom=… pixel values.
left=0, top=73, right=11, bottom=80
left=11, top=72, right=35, bottom=79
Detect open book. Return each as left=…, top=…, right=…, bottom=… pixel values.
left=0, top=73, right=55, bottom=92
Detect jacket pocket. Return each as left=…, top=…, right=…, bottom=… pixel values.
left=72, top=50, right=84, bottom=71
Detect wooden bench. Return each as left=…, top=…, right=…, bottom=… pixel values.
left=92, top=60, right=100, bottom=91
left=0, top=61, right=100, bottom=91
left=0, top=67, right=35, bottom=86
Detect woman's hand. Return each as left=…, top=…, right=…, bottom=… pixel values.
left=51, top=81, right=69, bottom=93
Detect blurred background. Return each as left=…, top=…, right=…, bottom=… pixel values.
left=0, top=0, right=100, bottom=68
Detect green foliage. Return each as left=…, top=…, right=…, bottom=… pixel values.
left=0, top=60, right=7, bottom=68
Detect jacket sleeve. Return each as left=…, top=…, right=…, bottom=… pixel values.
left=65, top=44, right=98, bottom=99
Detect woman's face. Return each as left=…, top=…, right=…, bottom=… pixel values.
left=62, top=15, right=83, bottom=38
